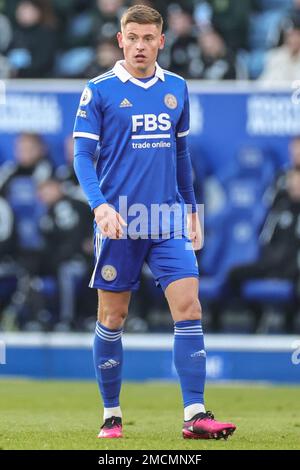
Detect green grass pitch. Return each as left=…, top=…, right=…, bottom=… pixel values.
left=0, top=379, right=299, bottom=450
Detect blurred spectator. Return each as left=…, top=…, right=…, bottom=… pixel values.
left=3, top=0, right=298, bottom=80
left=63, top=0, right=125, bottom=50
left=195, top=0, right=251, bottom=52
left=8, top=0, right=58, bottom=78
left=259, top=15, right=300, bottom=82
left=92, top=0, right=126, bottom=43
left=0, top=13, right=12, bottom=77
left=0, top=54, right=10, bottom=78
left=130, top=0, right=155, bottom=8
left=0, top=195, right=17, bottom=262
left=0, top=13, right=12, bottom=52
left=37, top=179, right=94, bottom=329
left=60, top=0, right=95, bottom=49
left=292, top=0, right=300, bottom=14
left=83, top=37, right=123, bottom=78
left=0, top=0, right=21, bottom=24
left=290, top=135, right=300, bottom=168
left=228, top=168, right=300, bottom=331
left=0, top=133, right=53, bottom=195
left=0, top=196, right=18, bottom=325
left=55, top=133, right=86, bottom=201
left=165, top=6, right=198, bottom=77
left=266, top=136, right=300, bottom=208
left=132, top=0, right=196, bottom=24
left=56, top=0, right=124, bottom=78
left=190, top=29, right=237, bottom=79
left=0, top=133, right=53, bottom=279
left=52, top=0, right=93, bottom=28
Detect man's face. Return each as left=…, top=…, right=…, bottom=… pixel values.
left=289, top=138, right=300, bottom=167
left=15, top=135, right=44, bottom=167
left=117, top=22, right=165, bottom=76
left=286, top=28, right=300, bottom=55
left=38, top=181, right=62, bottom=206
left=199, top=30, right=224, bottom=58
left=287, top=171, right=300, bottom=201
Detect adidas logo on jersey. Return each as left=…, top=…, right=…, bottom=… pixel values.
left=119, top=98, right=133, bottom=108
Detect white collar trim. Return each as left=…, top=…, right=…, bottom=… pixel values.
left=113, top=60, right=165, bottom=89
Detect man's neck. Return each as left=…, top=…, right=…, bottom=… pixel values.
left=122, top=61, right=156, bottom=79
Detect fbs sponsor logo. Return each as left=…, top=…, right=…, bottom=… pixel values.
left=98, top=359, right=120, bottom=370
left=132, top=113, right=171, bottom=132
left=119, top=98, right=133, bottom=108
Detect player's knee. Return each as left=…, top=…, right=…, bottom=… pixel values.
left=175, top=297, right=202, bottom=321
left=100, top=306, right=128, bottom=329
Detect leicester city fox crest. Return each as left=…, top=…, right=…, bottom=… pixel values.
left=164, top=93, right=177, bottom=109
left=101, top=265, right=117, bottom=281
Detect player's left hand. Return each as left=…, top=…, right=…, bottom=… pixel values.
left=187, top=212, right=203, bottom=251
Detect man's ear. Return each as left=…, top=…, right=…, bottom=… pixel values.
left=159, top=33, right=165, bottom=50
left=117, top=31, right=123, bottom=48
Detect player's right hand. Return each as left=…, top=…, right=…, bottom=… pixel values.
left=94, top=203, right=127, bottom=239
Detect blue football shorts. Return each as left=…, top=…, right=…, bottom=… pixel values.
left=89, top=229, right=199, bottom=292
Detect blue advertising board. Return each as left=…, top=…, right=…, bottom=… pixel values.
left=1, top=81, right=299, bottom=174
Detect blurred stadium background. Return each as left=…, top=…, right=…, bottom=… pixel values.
left=1, top=0, right=300, bottom=387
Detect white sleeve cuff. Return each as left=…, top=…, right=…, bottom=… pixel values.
left=177, top=129, right=189, bottom=138
left=73, top=132, right=99, bottom=141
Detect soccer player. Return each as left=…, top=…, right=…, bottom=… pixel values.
left=73, top=5, right=236, bottom=440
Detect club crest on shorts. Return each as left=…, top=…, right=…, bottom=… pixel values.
left=164, top=93, right=177, bottom=109
left=101, top=265, right=117, bottom=281
left=80, top=87, right=92, bottom=106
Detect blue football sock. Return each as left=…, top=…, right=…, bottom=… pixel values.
left=93, top=321, right=123, bottom=408
left=173, top=320, right=206, bottom=408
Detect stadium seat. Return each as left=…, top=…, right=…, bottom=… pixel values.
left=225, top=177, right=267, bottom=234
left=236, top=144, right=275, bottom=185
left=222, top=142, right=276, bottom=201
left=242, top=279, right=296, bottom=333
left=67, top=12, right=94, bottom=39
left=199, top=275, right=225, bottom=301
left=227, top=178, right=260, bottom=208
left=200, top=207, right=229, bottom=276
left=55, top=47, right=94, bottom=77
left=249, top=11, right=285, bottom=50
left=235, top=52, right=249, bottom=80
left=7, top=48, right=31, bottom=70
left=255, top=0, right=293, bottom=11
left=242, top=279, right=295, bottom=303
left=32, top=276, right=58, bottom=297
left=219, top=218, right=259, bottom=275
left=7, top=177, right=44, bottom=250
left=246, top=49, right=267, bottom=79
left=0, top=277, right=17, bottom=299
left=199, top=213, right=259, bottom=302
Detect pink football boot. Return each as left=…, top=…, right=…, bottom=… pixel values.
left=183, top=411, right=236, bottom=440
left=98, top=416, right=123, bottom=438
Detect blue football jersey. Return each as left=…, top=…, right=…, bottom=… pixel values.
left=73, top=60, right=190, bottom=235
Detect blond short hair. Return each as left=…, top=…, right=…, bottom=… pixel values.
left=121, top=5, right=163, bottom=31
